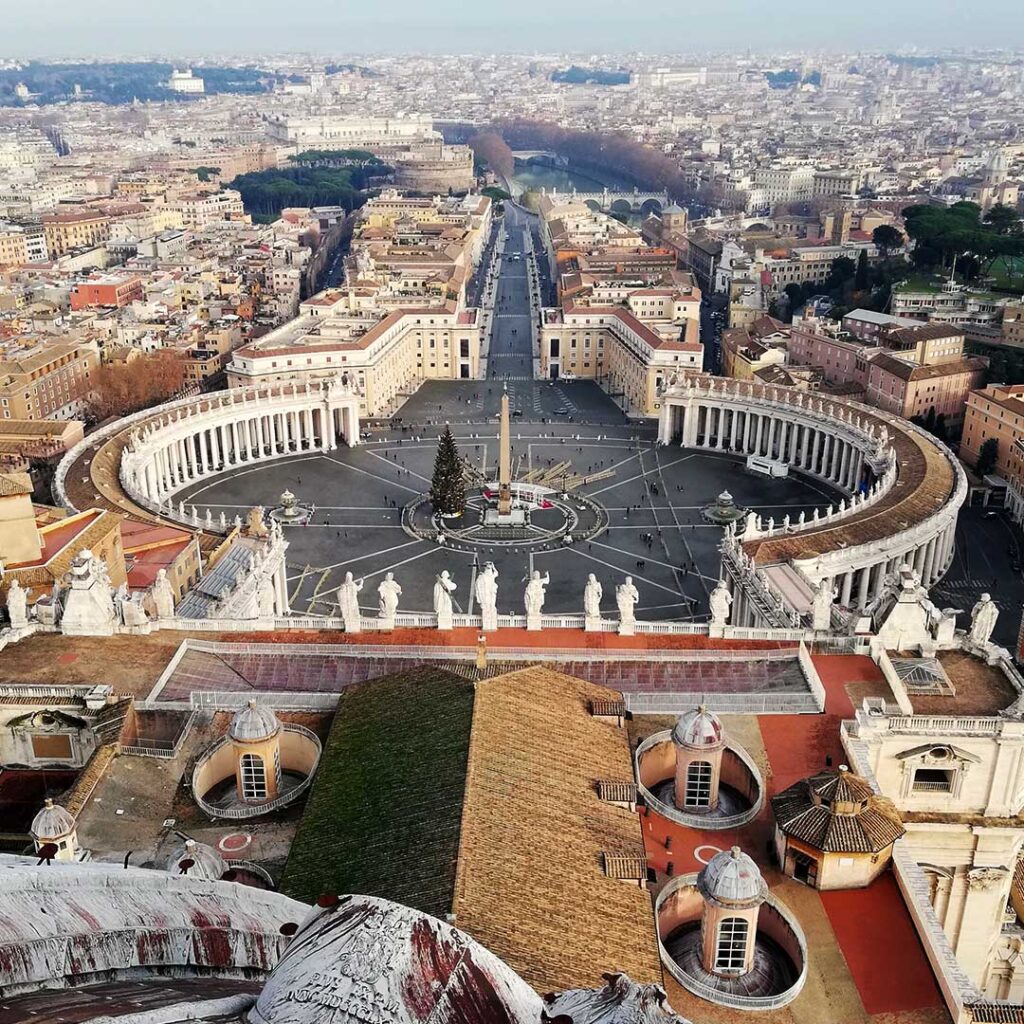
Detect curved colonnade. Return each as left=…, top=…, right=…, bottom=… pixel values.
left=56, top=381, right=360, bottom=531
left=659, top=376, right=966, bottom=625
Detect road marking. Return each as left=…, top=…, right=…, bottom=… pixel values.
left=320, top=454, right=420, bottom=494
left=312, top=538, right=425, bottom=574
left=549, top=546, right=684, bottom=598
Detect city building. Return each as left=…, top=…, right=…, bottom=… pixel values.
left=0, top=340, right=99, bottom=420
left=165, top=68, right=205, bottom=94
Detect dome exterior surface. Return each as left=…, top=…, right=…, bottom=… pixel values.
left=542, top=973, right=690, bottom=1022
left=697, top=847, right=767, bottom=907
left=249, top=894, right=542, bottom=1024
left=230, top=699, right=281, bottom=742
left=671, top=706, right=724, bottom=750
left=30, top=799, right=75, bottom=841
left=166, top=838, right=226, bottom=881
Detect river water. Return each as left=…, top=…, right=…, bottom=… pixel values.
left=509, top=158, right=636, bottom=197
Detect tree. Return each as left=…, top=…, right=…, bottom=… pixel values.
left=984, top=203, right=1022, bottom=236
left=855, top=248, right=870, bottom=291
left=430, top=426, right=466, bottom=517
left=783, top=282, right=805, bottom=316
left=872, top=224, right=904, bottom=258
left=977, top=437, right=999, bottom=477
left=89, top=350, right=185, bottom=422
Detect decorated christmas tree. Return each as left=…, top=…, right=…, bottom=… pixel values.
left=430, top=426, right=466, bottom=517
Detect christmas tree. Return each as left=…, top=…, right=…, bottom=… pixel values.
left=430, top=426, right=466, bottom=517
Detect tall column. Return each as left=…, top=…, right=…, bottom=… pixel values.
left=730, top=410, right=740, bottom=449
left=756, top=415, right=765, bottom=456
left=231, top=420, right=242, bottom=461
left=198, top=432, right=209, bottom=475
left=715, top=408, right=725, bottom=450
left=840, top=571, right=854, bottom=607
left=144, top=460, right=157, bottom=498
left=209, top=426, right=221, bottom=468
left=304, top=408, right=315, bottom=447
left=857, top=566, right=871, bottom=610
left=812, top=431, right=822, bottom=474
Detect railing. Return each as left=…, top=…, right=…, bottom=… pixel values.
left=118, top=711, right=197, bottom=759
left=635, top=732, right=765, bottom=830
left=885, top=716, right=1003, bottom=736
left=191, top=724, right=322, bottom=821
left=655, top=873, right=808, bottom=1011
left=625, top=691, right=820, bottom=715
left=190, top=691, right=341, bottom=711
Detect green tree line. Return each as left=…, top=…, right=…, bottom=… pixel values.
left=230, top=166, right=377, bottom=218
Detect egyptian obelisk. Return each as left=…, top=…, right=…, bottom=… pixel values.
left=497, top=385, right=512, bottom=515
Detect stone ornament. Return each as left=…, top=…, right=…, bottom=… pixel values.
left=584, top=573, right=603, bottom=621
left=524, top=570, right=550, bottom=629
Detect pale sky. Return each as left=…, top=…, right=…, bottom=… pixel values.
left=4, top=0, right=1023, bottom=57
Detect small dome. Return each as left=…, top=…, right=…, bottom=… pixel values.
left=229, top=699, right=280, bottom=742
left=698, top=846, right=767, bottom=907
left=30, top=799, right=76, bottom=841
left=166, top=838, right=226, bottom=881
left=663, top=203, right=686, bottom=215
left=809, top=764, right=874, bottom=812
left=671, top=705, right=724, bottom=750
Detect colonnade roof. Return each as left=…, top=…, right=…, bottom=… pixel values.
left=741, top=405, right=956, bottom=566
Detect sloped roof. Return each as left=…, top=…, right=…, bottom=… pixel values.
left=451, top=666, right=662, bottom=993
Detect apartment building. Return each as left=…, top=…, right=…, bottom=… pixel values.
left=69, top=275, right=144, bottom=311
left=226, top=301, right=481, bottom=416
left=174, top=190, right=246, bottom=230
left=0, top=341, right=100, bottom=421
left=720, top=316, right=790, bottom=380
left=540, top=301, right=702, bottom=415
left=0, top=225, right=29, bottom=267
left=865, top=353, right=986, bottom=428
left=42, top=210, right=110, bottom=258
left=961, top=384, right=1024, bottom=476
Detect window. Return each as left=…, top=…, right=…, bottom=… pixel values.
left=685, top=761, right=713, bottom=807
left=715, top=917, right=749, bottom=973
left=240, top=753, right=267, bottom=800
left=912, top=767, right=955, bottom=793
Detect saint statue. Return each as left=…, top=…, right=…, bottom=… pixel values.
left=433, top=570, right=457, bottom=617
left=969, top=593, right=999, bottom=646
left=475, top=562, right=499, bottom=616
left=6, top=579, right=28, bottom=629
left=151, top=568, right=176, bottom=620
left=378, top=573, right=402, bottom=619
left=524, top=570, right=550, bottom=618
left=709, top=581, right=733, bottom=626
left=584, top=574, right=603, bottom=619
left=338, top=572, right=363, bottom=627
left=616, top=576, right=639, bottom=625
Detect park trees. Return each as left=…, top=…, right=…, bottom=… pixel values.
left=430, top=427, right=466, bottom=517
left=872, top=224, right=904, bottom=258
left=902, top=202, right=1024, bottom=278
left=89, top=350, right=185, bottom=423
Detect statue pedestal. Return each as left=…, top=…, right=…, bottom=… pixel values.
left=526, top=614, right=542, bottom=632
left=378, top=616, right=395, bottom=631
left=709, top=624, right=726, bottom=639
left=437, top=611, right=453, bottom=631
left=481, top=610, right=498, bottom=632
left=585, top=615, right=602, bottom=633
left=617, top=619, right=635, bottom=637
left=342, top=614, right=361, bottom=634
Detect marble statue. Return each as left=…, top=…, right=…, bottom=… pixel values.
left=969, top=593, right=999, bottom=646
left=584, top=574, right=603, bottom=619
left=434, top=570, right=457, bottom=629
left=150, top=569, right=176, bottom=620
left=247, top=506, right=269, bottom=538
left=709, top=581, right=733, bottom=627
left=121, top=595, right=149, bottom=627
left=811, top=579, right=837, bottom=631
left=258, top=579, right=276, bottom=618
left=524, top=570, right=550, bottom=625
left=743, top=510, right=759, bottom=535
left=616, top=577, right=639, bottom=635
left=338, top=572, right=363, bottom=631
left=475, top=562, right=499, bottom=631
left=378, top=573, right=402, bottom=622
left=113, top=582, right=129, bottom=624
left=5, top=578, right=28, bottom=629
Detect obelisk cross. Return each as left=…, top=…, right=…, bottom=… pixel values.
left=498, top=384, right=512, bottom=515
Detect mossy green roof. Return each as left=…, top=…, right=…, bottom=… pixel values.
left=279, top=667, right=474, bottom=918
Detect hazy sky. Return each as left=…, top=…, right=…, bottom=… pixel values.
left=6, top=0, right=1024, bottom=57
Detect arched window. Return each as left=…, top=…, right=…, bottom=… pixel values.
left=715, top=917, right=749, bottom=973
left=240, top=753, right=267, bottom=801
left=685, top=761, right=713, bottom=807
